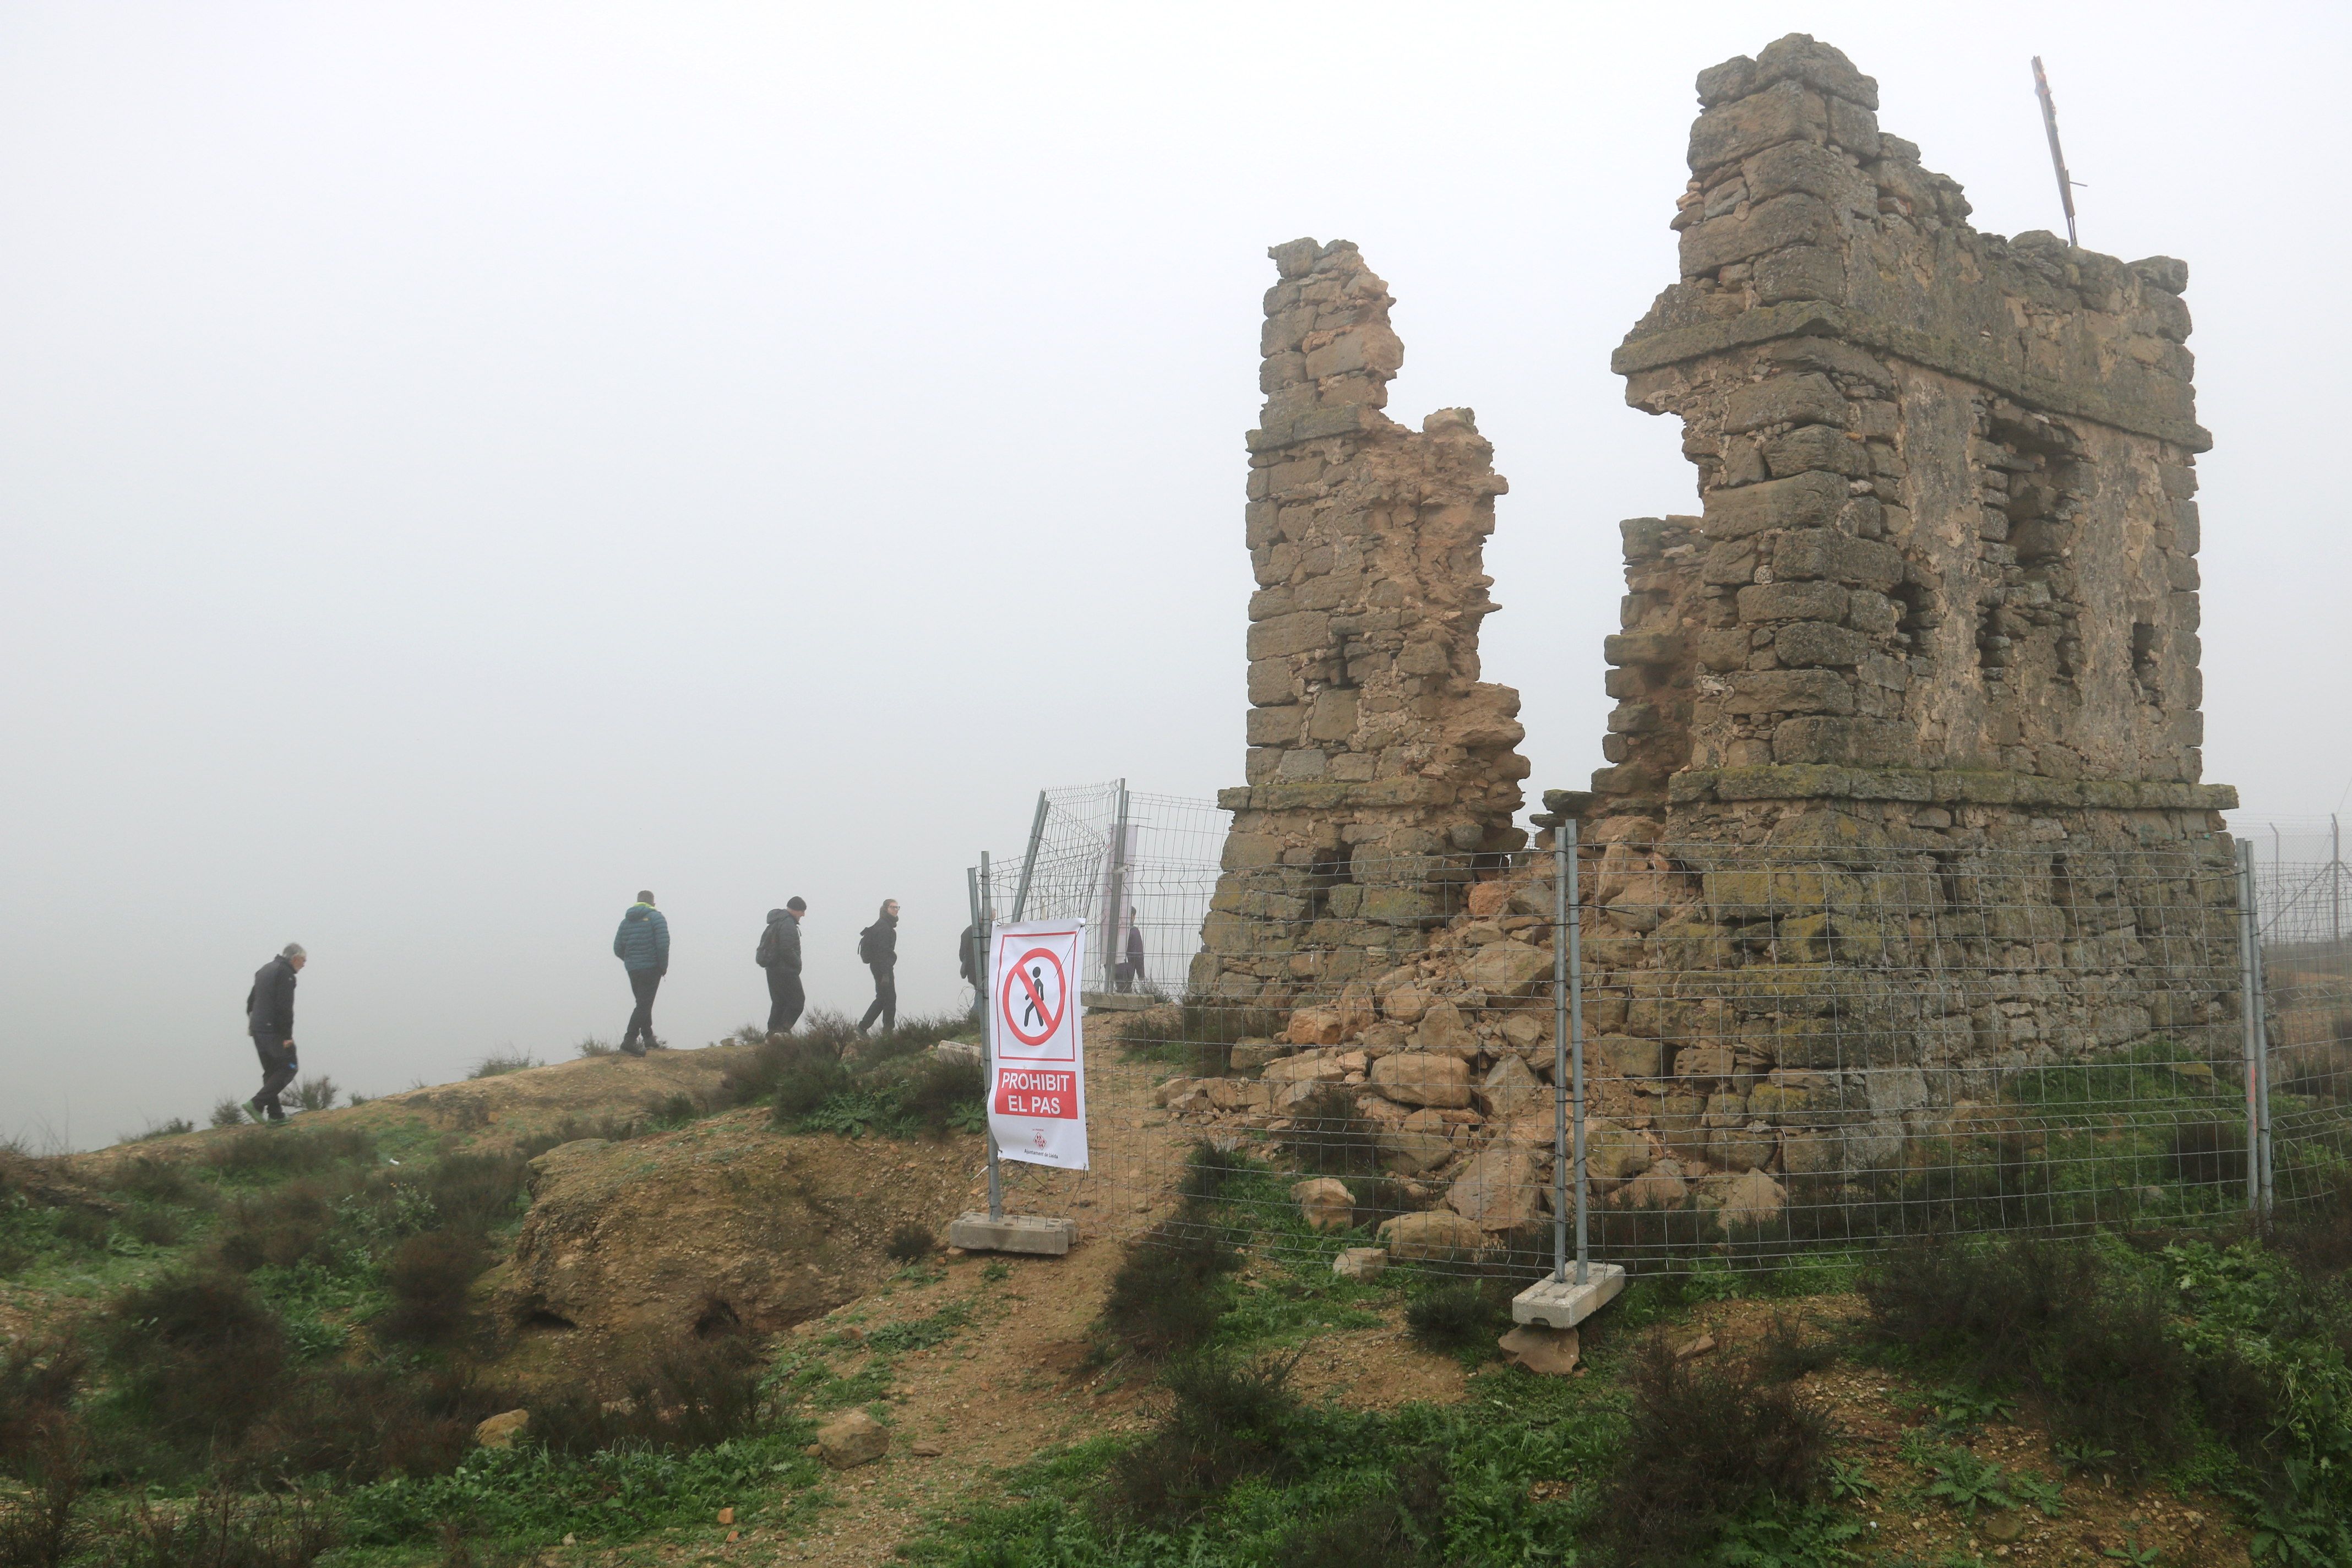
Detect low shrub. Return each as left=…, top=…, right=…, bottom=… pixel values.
left=101, top=1489, right=341, bottom=1568
left=0, top=1336, right=87, bottom=1476
left=203, top=1125, right=375, bottom=1182
left=380, top=1231, right=487, bottom=1344
left=1280, top=1452, right=1447, bottom=1568
left=1101, top=1223, right=1243, bottom=1360
left=1102, top=1351, right=1300, bottom=1524
left=423, top=1152, right=530, bottom=1234
left=1403, top=1276, right=1514, bottom=1354
left=885, top=1223, right=936, bottom=1264
left=469, top=1050, right=538, bottom=1080
left=529, top=1338, right=766, bottom=1457
left=1756, top=1310, right=1838, bottom=1383
left=103, top=1270, right=288, bottom=1459
left=104, top=1156, right=206, bottom=1209
left=1597, top=1331, right=1835, bottom=1565
left=574, top=1036, right=619, bottom=1059
left=119, top=1118, right=196, bottom=1145
left=215, top=1183, right=338, bottom=1273
left=1861, top=1235, right=2191, bottom=1474
left=288, top=1076, right=340, bottom=1113
left=897, top=1054, right=986, bottom=1135
left=212, top=1099, right=253, bottom=1129
left=1283, top=1085, right=1382, bottom=1179
left=2168, top=1117, right=2250, bottom=1188
left=1177, top=1139, right=1259, bottom=1210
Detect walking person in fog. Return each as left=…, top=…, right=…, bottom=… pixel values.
left=758, top=897, right=806, bottom=1036
left=613, top=890, right=669, bottom=1055
left=244, top=943, right=307, bottom=1122
left=1115, top=906, right=1146, bottom=993
left=857, top=899, right=900, bottom=1036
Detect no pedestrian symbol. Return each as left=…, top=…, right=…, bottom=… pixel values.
left=999, top=946, right=1067, bottom=1049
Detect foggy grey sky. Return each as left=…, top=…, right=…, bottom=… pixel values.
left=5, top=3, right=2345, bottom=1148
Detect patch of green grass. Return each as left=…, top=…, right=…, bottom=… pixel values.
left=342, top=1431, right=823, bottom=1546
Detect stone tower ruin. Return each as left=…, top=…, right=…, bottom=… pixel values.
left=1574, top=33, right=2235, bottom=845
left=1192, top=239, right=1532, bottom=1004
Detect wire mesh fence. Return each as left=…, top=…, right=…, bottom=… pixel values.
left=970, top=791, right=2352, bottom=1282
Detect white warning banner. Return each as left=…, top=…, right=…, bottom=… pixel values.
left=986, top=919, right=1088, bottom=1169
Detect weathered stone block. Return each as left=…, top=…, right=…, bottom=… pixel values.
left=1765, top=423, right=1871, bottom=477
left=1687, top=79, right=1828, bottom=172
left=1738, top=581, right=1849, bottom=623
left=1468, top=941, right=1553, bottom=998
left=1770, top=716, right=1909, bottom=767
left=1604, top=630, right=1685, bottom=666
left=1774, top=620, right=1872, bottom=667
left=1724, top=668, right=1855, bottom=715
left=1772, top=530, right=1904, bottom=591
left=1246, top=611, right=1332, bottom=661
left=1703, top=471, right=1844, bottom=540
left=1723, top=372, right=1844, bottom=434
left=1369, top=1051, right=1472, bottom=1108
left=1681, top=192, right=1842, bottom=275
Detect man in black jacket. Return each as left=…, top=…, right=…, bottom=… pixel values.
left=245, top=943, right=307, bottom=1122
left=857, top=899, right=900, bottom=1036
left=756, top=898, right=807, bottom=1036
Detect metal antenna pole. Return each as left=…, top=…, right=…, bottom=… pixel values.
left=980, top=851, right=1001, bottom=1223
left=1011, top=792, right=1048, bottom=923
left=2334, top=815, right=2343, bottom=946
left=2032, top=57, right=2081, bottom=247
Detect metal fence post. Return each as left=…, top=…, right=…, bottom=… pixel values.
left=2252, top=881, right=2275, bottom=1218
left=1551, top=832, right=1569, bottom=1283
left=1011, top=792, right=1048, bottom=922
left=1567, top=818, right=1587, bottom=1286
left=979, top=850, right=1001, bottom=1224
left=2236, top=841, right=2261, bottom=1212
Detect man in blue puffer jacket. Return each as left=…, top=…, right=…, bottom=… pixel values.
left=613, top=890, right=670, bottom=1055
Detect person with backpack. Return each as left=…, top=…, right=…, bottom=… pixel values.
left=613, top=891, right=670, bottom=1055
left=244, top=943, right=307, bottom=1122
left=857, top=899, right=900, bottom=1036
left=756, top=898, right=806, bottom=1036
left=1116, top=907, right=1146, bottom=993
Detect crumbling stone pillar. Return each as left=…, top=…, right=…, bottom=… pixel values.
left=1555, top=32, right=2235, bottom=846
left=1195, top=238, right=1531, bottom=1004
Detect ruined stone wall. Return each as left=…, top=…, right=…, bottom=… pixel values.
left=1193, top=238, right=1531, bottom=1004
left=1567, top=32, right=2231, bottom=848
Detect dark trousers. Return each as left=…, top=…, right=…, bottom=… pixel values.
left=624, top=968, right=662, bottom=1048
left=251, top=1034, right=298, bottom=1113
left=858, top=965, right=897, bottom=1033
left=767, top=970, right=805, bottom=1035
left=1114, top=962, right=1138, bottom=994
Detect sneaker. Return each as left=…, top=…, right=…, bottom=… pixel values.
left=246, top=1096, right=265, bottom=1119
left=621, top=1042, right=647, bottom=1058
left=265, top=1108, right=288, bottom=1124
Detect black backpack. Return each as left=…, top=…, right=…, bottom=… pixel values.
left=857, top=923, right=880, bottom=964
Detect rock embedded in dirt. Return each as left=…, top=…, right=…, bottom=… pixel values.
left=911, top=1439, right=945, bottom=1457
left=474, top=1409, right=530, bottom=1449
left=1466, top=940, right=1551, bottom=998
left=1445, top=1145, right=1543, bottom=1232
left=817, top=1409, right=890, bottom=1469
left=1265, top=1054, right=1346, bottom=1087
left=1498, top=1324, right=1580, bottom=1375
left=1705, top=1168, right=1788, bottom=1234
left=498, top=1121, right=971, bottom=1343
left=1414, top=1000, right=1477, bottom=1056
left=1378, top=1209, right=1489, bottom=1261
left=1332, top=1246, right=1387, bottom=1281
left=1369, top=1052, right=1471, bottom=1109
left=1291, top=1177, right=1355, bottom=1233
left=1476, top=1055, right=1543, bottom=1119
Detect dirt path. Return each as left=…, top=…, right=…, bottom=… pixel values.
left=623, top=1026, right=1476, bottom=1567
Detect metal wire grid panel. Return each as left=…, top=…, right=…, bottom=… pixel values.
left=2251, top=826, right=2352, bottom=1186
left=974, top=804, right=2348, bottom=1278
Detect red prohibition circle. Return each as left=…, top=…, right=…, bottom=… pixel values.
left=998, top=946, right=1068, bottom=1048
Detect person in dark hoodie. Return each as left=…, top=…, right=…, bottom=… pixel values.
left=756, top=897, right=806, bottom=1036
left=613, top=890, right=670, bottom=1055
left=244, top=943, right=307, bottom=1122
left=857, top=899, right=900, bottom=1035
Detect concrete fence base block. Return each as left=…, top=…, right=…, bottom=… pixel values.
left=948, top=1212, right=1078, bottom=1256
left=1512, top=1264, right=1627, bottom=1329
